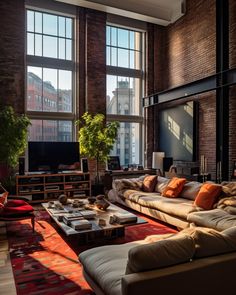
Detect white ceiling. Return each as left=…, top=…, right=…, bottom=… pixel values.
left=55, top=0, right=186, bottom=26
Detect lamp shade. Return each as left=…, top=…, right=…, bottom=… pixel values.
left=152, top=152, right=165, bottom=170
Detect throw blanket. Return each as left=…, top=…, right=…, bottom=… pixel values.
left=215, top=182, right=236, bottom=214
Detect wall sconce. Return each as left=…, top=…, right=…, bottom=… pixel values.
left=152, top=152, right=165, bottom=175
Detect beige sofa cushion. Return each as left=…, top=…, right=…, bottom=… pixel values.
left=126, top=234, right=195, bottom=274
left=187, top=208, right=236, bottom=231
left=180, top=181, right=202, bottom=200
left=181, top=226, right=236, bottom=258
left=154, top=176, right=170, bottom=193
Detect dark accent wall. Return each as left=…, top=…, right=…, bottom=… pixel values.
left=0, top=0, right=25, bottom=113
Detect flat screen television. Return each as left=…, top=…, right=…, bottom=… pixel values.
left=28, top=142, right=80, bottom=173
left=158, top=101, right=198, bottom=162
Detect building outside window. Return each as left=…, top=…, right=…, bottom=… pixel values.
left=106, top=25, right=145, bottom=167
left=26, top=9, right=75, bottom=142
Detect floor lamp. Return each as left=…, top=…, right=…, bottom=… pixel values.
left=152, top=152, right=165, bottom=176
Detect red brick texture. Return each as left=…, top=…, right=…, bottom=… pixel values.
left=0, top=0, right=25, bottom=113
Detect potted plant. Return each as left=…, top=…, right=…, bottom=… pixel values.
left=77, top=112, right=119, bottom=185
left=0, top=105, right=31, bottom=182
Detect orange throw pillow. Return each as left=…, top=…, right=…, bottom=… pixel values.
left=162, top=177, right=186, bottom=198
left=142, top=175, right=157, bottom=192
left=194, top=183, right=222, bottom=210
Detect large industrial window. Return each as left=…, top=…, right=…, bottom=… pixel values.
left=106, top=25, right=145, bottom=167
left=26, top=9, right=75, bottom=142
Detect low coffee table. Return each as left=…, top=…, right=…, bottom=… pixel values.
left=42, top=200, right=146, bottom=243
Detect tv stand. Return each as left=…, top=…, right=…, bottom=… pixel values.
left=16, top=171, right=91, bottom=203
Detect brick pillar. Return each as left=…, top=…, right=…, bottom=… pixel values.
left=0, top=0, right=25, bottom=114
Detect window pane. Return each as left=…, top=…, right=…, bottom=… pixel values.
left=106, top=26, right=111, bottom=46
left=130, top=31, right=134, bottom=49
left=106, top=47, right=111, bottom=65
left=27, top=33, right=34, bottom=55
left=43, top=36, right=57, bottom=58
left=58, top=70, right=72, bottom=113
left=66, top=18, right=72, bottom=38
left=59, top=16, right=65, bottom=37
left=43, top=68, right=58, bottom=112
left=66, top=39, right=72, bottom=60
left=28, top=120, right=72, bottom=142
left=43, top=14, right=57, bottom=36
left=35, top=34, right=42, bottom=56
left=118, top=28, right=129, bottom=48
left=27, top=66, right=43, bottom=111
left=111, top=27, right=117, bottom=46
left=107, top=76, right=140, bottom=115
left=118, top=48, right=129, bottom=68
left=27, top=10, right=34, bottom=32
left=35, top=12, right=42, bottom=33
left=59, top=38, right=65, bottom=59
left=111, top=47, right=117, bottom=66
left=110, top=122, right=140, bottom=167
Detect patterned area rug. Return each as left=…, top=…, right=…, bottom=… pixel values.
left=7, top=208, right=177, bottom=295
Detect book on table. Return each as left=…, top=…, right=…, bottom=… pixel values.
left=63, top=213, right=83, bottom=225
left=80, top=210, right=96, bottom=219
left=113, top=212, right=137, bottom=224
left=70, top=219, right=92, bottom=230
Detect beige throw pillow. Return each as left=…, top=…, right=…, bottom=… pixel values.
left=180, top=181, right=202, bottom=200
left=154, top=176, right=170, bottom=193
left=125, top=233, right=195, bottom=274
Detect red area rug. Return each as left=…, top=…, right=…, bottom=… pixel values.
left=7, top=209, right=176, bottom=295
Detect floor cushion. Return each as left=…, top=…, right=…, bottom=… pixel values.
left=0, top=199, right=34, bottom=216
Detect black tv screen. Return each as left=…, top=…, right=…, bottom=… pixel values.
left=28, top=142, right=80, bottom=172
left=158, top=101, right=197, bottom=161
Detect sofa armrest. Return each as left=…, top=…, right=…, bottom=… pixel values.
left=122, top=252, right=236, bottom=295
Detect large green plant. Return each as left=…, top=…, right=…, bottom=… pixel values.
left=77, top=112, right=119, bottom=183
left=0, top=106, right=31, bottom=168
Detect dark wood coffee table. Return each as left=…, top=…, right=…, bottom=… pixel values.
left=42, top=200, right=146, bottom=243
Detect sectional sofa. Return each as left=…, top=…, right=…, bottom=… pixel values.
left=108, top=175, right=236, bottom=231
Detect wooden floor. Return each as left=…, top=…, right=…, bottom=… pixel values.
left=0, top=221, right=16, bottom=295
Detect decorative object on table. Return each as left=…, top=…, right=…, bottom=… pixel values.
left=48, top=201, right=54, bottom=208
left=70, top=219, right=92, bottom=230
left=72, top=199, right=84, bottom=208
left=112, top=212, right=137, bottom=224
left=152, top=152, right=165, bottom=176
left=88, top=196, right=96, bottom=204
left=76, top=112, right=119, bottom=184
left=95, top=194, right=110, bottom=210
left=55, top=202, right=64, bottom=210
left=98, top=218, right=106, bottom=226
left=200, top=155, right=208, bottom=182
left=58, top=194, right=68, bottom=205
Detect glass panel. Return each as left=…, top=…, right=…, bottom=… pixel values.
left=35, top=34, right=42, bottom=56
left=111, top=47, right=117, bottom=66
left=43, top=14, right=57, bottom=36
left=35, top=12, right=42, bottom=33
left=66, top=18, right=72, bottom=38
left=27, top=33, right=34, bottom=55
left=59, top=38, right=65, bottom=59
left=111, top=27, right=117, bottom=46
left=66, top=39, right=72, bottom=60
left=27, top=10, right=34, bottom=32
left=118, top=28, right=129, bottom=48
left=130, top=31, right=134, bottom=49
left=110, top=122, right=140, bottom=167
left=43, top=68, right=58, bottom=112
left=43, top=36, right=57, bottom=58
left=129, top=51, right=134, bottom=69
left=28, top=120, right=72, bottom=142
left=58, top=70, right=72, bottom=113
left=59, top=16, right=65, bottom=37
left=27, top=66, right=43, bottom=111
left=106, top=47, right=111, bottom=65
left=106, top=26, right=111, bottom=46
left=118, top=48, right=129, bottom=68
left=106, top=75, right=140, bottom=115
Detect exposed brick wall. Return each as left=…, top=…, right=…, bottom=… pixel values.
left=229, top=0, right=236, bottom=68
left=229, top=86, right=236, bottom=177
left=85, top=9, right=106, bottom=115
left=0, top=0, right=25, bottom=113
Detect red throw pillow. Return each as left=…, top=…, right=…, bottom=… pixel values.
left=0, top=192, right=8, bottom=206
left=5, top=199, right=28, bottom=207
left=1, top=204, right=34, bottom=216
left=162, top=177, right=186, bottom=198
left=194, top=183, right=222, bottom=210
left=142, top=175, right=158, bottom=192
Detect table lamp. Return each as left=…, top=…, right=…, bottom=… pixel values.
left=152, top=152, right=165, bottom=175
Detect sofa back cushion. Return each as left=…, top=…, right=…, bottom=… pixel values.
left=162, top=177, right=186, bottom=198
left=125, top=233, right=195, bottom=274
left=194, top=183, right=222, bottom=210
left=180, top=181, right=202, bottom=200
left=181, top=226, right=236, bottom=258
left=154, top=176, right=170, bottom=193
left=142, top=175, right=158, bottom=192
